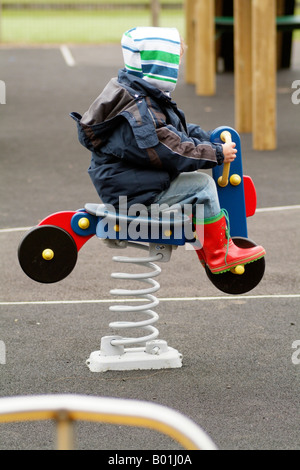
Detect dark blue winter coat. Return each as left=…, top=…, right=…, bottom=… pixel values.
left=70, top=69, right=224, bottom=210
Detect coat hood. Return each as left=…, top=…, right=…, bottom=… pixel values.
left=121, top=26, right=181, bottom=93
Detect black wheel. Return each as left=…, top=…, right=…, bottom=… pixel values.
left=205, top=237, right=265, bottom=295
left=18, top=225, right=78, bottom=284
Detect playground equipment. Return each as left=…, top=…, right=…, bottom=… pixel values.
left=18, top=127, right=265, bottom=372
left=0, top=394, right=217, bottom=450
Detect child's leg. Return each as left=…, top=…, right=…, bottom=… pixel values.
left=150, top=172, right=220, bottom=265
left=151, top=172, right=265, bottom=274
left=151, top=172, right=221, bottom=219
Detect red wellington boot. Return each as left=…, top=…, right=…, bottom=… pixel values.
left=193, top=211, right=266, bottom=274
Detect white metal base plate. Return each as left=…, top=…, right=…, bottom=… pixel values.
left=86, top=338, right=183, bottom=373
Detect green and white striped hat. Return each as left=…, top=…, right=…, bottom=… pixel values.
left=121, top=27, right=181, bottom=93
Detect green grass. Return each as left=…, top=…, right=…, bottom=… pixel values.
left=1, top=9, right=184, bottom=44
left=0, top=1, right=185, bottom=44
left=1, top=3, right=299, bottom=44
left=2, top=0, right=183, bottom=5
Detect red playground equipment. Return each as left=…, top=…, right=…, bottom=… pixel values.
left=18, top=127, right=266, bottom=371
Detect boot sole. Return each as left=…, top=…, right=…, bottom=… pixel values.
left=208, top=250, right=266, bottom=275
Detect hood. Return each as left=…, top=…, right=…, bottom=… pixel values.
left=121, top=26, right=181, bottom=93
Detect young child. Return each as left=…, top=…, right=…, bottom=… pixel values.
left=71, top=26, right=265, bottom=274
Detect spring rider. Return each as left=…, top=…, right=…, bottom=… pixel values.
left=18, top=127, right=265, bottom=372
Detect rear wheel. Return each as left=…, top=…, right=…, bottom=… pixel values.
left=18, top=225, right=78, bottom=283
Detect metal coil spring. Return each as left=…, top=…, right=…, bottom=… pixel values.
left=108, top=244, right=163, bottom=348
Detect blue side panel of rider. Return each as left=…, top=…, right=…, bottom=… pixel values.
left=210, top=127, right=248, bottom=238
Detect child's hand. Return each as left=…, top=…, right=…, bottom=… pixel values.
left=222, top=142, right=237, bottom=163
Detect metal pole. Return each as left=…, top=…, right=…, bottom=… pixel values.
left=56, top=410, right=75, bottom=451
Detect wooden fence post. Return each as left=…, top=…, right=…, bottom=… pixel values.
left=252, top=0, right=277, bottom=150
left=234, top=0, right=253, bottom=133
left=185, top=0, right=196, bottom=84
left=151, top=0, right=160, bottom=27
left=195, top=0, right=216, bottom=96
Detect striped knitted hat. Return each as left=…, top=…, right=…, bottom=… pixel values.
left=121, top=27, right=181, bottom=93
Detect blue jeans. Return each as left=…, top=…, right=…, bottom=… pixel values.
left=151, top=172, right=221, bottom=220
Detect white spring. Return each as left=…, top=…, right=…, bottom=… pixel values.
left=108, top=244, right=163, bottom=348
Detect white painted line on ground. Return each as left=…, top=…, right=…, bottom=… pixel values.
left=0, top=204, right=300, bottom=234
left=0, top=227, right=32, bottom=233
left=0, top=294, right=299, bottom=306
left=60, top=45, right=76, bottom=67
left=256, top=205, right=300, bottom=213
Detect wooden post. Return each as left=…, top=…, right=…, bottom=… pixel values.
left=276, top=0, right=285, bottom=69
left=184, top=0, right=196, bottom=84
left=252, top=0, right=277, bottom=150
left=195, top=0, right=216, bottom=96
left=234, top=0, right=253, bottom=133
left=151, top=0, right=160, bottom=27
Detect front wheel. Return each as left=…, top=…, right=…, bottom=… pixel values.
left=205, top=237, right=265, bottom=295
